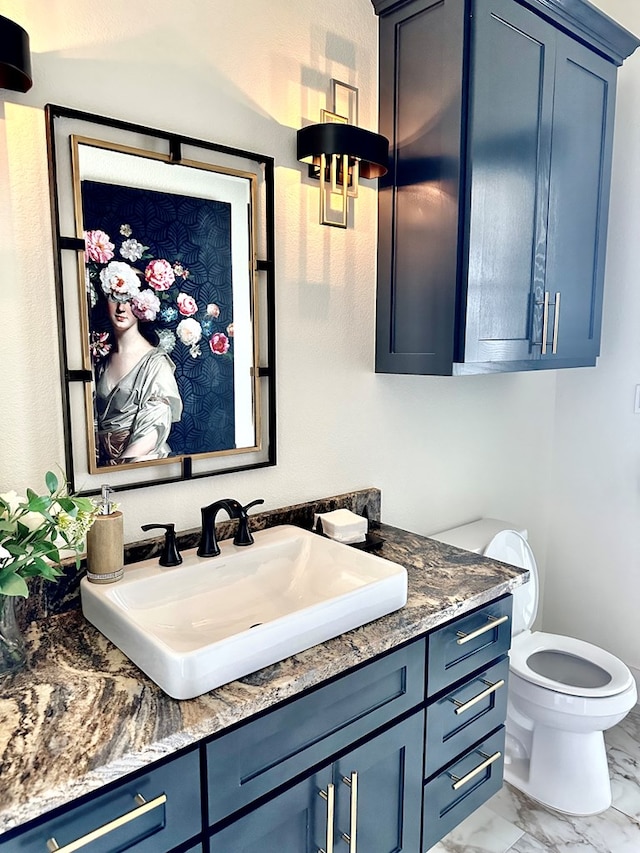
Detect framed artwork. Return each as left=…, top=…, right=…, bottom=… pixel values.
left=46, top=105, right=276, bottom=494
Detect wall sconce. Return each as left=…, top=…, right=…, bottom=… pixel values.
left=297, top=80, right=388, bottom=228
left=0, top=15, right=33, bottom=93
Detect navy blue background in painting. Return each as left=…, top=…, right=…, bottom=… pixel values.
left=81, top=179, right=236, bottom=459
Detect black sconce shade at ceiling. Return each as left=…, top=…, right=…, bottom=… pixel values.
left=297, top=123, right=389, bottom=180
left=0, top=14, right=33, bottom=93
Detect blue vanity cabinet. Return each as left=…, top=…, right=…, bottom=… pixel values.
left=209, top=712, right=424, bottom=852
left=0, top=595, right=517, bottom=852
left=372, top=0, right=638, bottom=375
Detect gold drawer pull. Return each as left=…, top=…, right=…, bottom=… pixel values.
left=46, top=793, right=167, bottom=852
left=318, top=783, right=335, bottom=853
left=449, top=751, right=502, bottom=791
left=452, top=678, right=505, bottom=715
left=456, top=614, right=509, bottom=645
left=341, top=772, right=358, bottom=853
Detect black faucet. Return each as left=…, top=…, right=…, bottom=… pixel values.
left=140, top=523, right=183, bottom=567
left=197, top=498, right=264, bottom=558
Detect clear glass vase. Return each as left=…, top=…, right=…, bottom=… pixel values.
left=0, top=594, right=27, bottom=676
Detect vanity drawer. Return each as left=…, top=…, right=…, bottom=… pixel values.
left=426, top=595, right=512, bottom=696
left=0, top=749, right=201, bottom=853
left=206, top=638, right=425, bottom=826
left=422, top=726, right=505, bottom=852
left=424, top=656, right=509, bottom=778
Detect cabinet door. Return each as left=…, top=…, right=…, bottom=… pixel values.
left=375, top=0, right=466, bottom=375
left=542, top=32, right=616, bottom=363
left=210, top=712, right=424, bottom=853
left=333, top=711, right=423, bottom=853
left=209, top=769, right=332, bottom=853
left=464, top=0, right=555, bottom=365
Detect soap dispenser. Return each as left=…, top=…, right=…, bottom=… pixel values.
left=86, top=485, right=124, bottom=584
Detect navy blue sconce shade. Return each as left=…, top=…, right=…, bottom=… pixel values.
left=297, top=123, right=388, bottom=180
left=0, top=15, right=33, bottom=93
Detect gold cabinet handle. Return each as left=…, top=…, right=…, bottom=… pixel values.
left=552, top=291, right=560, bottom=354
left=449, top=751, right=502, bottom=791
left=541, top=290, right=550, bottom=354
left=318, top=783, right=335, bottom=853
left=46, top=793, right=167, bottom=853
left=456, top=614, right=509, bottom=645
left=340, top=772, right=358, bottom=853
left=452, top=678, right=505, bottom=715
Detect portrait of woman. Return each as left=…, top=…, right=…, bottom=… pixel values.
left=81, top=177, right=238, bottom=473
left=92, top=258, right=183, bottom=466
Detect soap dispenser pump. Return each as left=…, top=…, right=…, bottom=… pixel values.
left=86, top=485, right=124, bottom=584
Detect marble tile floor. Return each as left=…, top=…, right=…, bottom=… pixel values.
left=429, top=705, right=640, bottom=853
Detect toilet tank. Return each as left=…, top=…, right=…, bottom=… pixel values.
left=430, top=518, right=528, bottom=551
left=431, top=517, right=537, bottom=636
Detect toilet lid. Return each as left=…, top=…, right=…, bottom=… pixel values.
left=510, top=631, right=634, bottom=698
left=484, top=529, right=538, bottom=635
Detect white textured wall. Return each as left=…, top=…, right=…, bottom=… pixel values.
left=0, top=0, right=554, bottom=580
left=545, top=0, right=640, bottom=688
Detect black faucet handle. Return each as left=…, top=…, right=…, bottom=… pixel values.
left=141, top=523, right=183, bottom=567
left=234, top=498, right=265, bottom=547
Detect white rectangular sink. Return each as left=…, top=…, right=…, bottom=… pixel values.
left=80, top=524, right=407, bottom=699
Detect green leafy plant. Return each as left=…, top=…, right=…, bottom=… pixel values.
left=0, top=472, right=99, bottom=598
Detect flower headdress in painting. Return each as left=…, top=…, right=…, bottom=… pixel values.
left=84, top=225, right=233, bottom=361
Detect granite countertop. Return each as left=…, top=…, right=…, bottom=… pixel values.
left=0, top=522, right=527, bottom=836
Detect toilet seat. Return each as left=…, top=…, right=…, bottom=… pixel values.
left=510, top=630, right=634, bottom=698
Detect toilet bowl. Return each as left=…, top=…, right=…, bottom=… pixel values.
left=431, top=518, right=637, bottom=816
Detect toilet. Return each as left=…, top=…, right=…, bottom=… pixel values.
left=431, top=518, right=637, bottom=816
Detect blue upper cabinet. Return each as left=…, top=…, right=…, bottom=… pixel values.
left=372, top=0, right=639, bottom=375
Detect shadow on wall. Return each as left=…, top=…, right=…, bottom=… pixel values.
left=27, top=31, right=292, bottom=151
